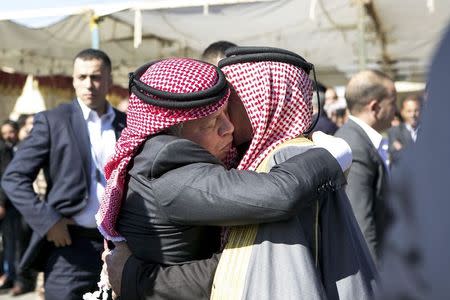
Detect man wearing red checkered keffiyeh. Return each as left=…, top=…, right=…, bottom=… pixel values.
left=211, top=51, right=377, bottom=300
left=97, top=54, right=355, bottom=299
left=223, top=60, right=313, bottom=171
left=96, top=58, right=230, bottom=241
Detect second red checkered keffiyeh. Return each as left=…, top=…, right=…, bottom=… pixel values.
left=96, top=58, right=229, bottom=241
left=222, top=61, right=314, bottom=171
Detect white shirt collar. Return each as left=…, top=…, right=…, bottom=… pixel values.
left=404, top=123, right=419, bottom=133
left=77, top=98, right=115, bottom=123
left=349, top=115, right=383, bottom=149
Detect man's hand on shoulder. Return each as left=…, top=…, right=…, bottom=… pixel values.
left=312, top=131, right=353, bottom=172
left=104, top=242, right=132, bottom=298
left=46, top=218, right=74, bottom=247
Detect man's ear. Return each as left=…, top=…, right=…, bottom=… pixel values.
left=368, top=99, right=380, bottom=115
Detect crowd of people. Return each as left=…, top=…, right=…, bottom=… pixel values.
left=0, top=33, right=438, bottom=300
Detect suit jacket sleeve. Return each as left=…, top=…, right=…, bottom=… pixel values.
left=344, top=149, right=378, bottom=260
left=0, top=142, right=12, bottom=207
left=388, top=127, right=403, bottom=166
left=121, top=147, right=346, bottom=299
left=1, top=113, right=61, bottom=237
left=152, top=146, right=346, bottom=226
left=122, top=254, right=220, bottom=300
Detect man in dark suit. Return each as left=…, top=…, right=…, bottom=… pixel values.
left=0, top=138, right=13, bottom=285
left=379, top=23, right=450, bottom=300
left=388, top=94, right=422, bottom=167
left=1, top=49, right=126, bottom=300
left=335, top=69, right=396, bottom=262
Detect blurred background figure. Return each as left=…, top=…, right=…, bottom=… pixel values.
left=0, top=122, right=15, bottom=291
left=325, top=87, right=339, bottom=106
left=335, top=69, right=396, bottom=263
left=324, top=87, right=348, bottom=128
left=378, top=24, right=450, bottom=300
left=0, top=121, right=18, bottom=151
left=17, top=114, right=34, bottom=142
left=0, top=119, right=35, bottom=296
left=201, top=40, right=237, bottom=65
left=311, top=82, right=338, bottom=135
left=388, top=94, right=422, bottom=167
left=390, top=110, right=403, bottom=128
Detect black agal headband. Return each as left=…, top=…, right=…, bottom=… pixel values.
left=128, top=60, right=229, bottom=109
left=219, top=46, right=321, bottom=135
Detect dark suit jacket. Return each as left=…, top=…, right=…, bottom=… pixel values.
left=119, top=135, right=345, bottom=299
left=387, top=123, right=415, bottom=166
left=0, top=140, right=13, bottom=208
left=335, top=118, right=390, bottom=261
left=1, top=100, right=126, bottom=270
left=311, top=113, right=338, bottom=135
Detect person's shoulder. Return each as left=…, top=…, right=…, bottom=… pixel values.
left=336, top=120, right=369, bottom=150
left=388, top=124, right=402, bottom=135
left=151, top=135, right=219, bottom=165
left=335, top=120, right=356, bottom=138
left=40, top=101, right=74, bottom=119
left=132, top=135, right=220, bottom=179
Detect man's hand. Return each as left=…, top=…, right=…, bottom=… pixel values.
left=312, top=131, right=353, bottom=172
left=46, top=218, right=74, bottom=247
left=392, top=140, right=403, bottom=151
left=104, top=242, right=132, bottom=297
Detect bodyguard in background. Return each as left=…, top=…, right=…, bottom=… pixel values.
left=388, top=94, right=422, bottom=167
left=1, top=49, right=126, bottom=300
left=335, top=70, right=396, bottom=262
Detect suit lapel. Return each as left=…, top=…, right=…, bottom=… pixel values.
left=347, top=119, right=386, bottom=168
left=69, top=100, right=91, bottom=188
left=400, top=123, right=414, bottom=145
left=347, top=119, right=389, bottom=197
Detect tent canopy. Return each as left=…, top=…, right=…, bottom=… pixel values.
left=1, top=0, right=449, bottom=87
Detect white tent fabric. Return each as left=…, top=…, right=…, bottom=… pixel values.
left=9, top=75, right=46, bottom=120
left=1, top=0, right=449, bottom=87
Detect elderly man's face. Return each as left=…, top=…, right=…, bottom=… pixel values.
left=181, top=103, right=234, bottom=161
left=73, top=58, right=112, bottom=114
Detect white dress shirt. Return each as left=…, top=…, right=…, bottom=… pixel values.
left=349, top=115, right=390, bottom=169
left=405, top=123, right=419, bottom=142
left=73, top=99, right=117, bottom=228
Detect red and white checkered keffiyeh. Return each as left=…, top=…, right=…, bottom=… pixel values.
left=96, top=58, right=229, bottom=241
left=222, top=61, right=313, bottom=171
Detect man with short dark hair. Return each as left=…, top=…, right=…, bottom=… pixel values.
left=388, top=94, right=422, bottom=167
left=335, top=69, right=396, bottom=262
left=201, top=40, right=237, bottom=65
left=1, top=48, right=126, bottom=299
